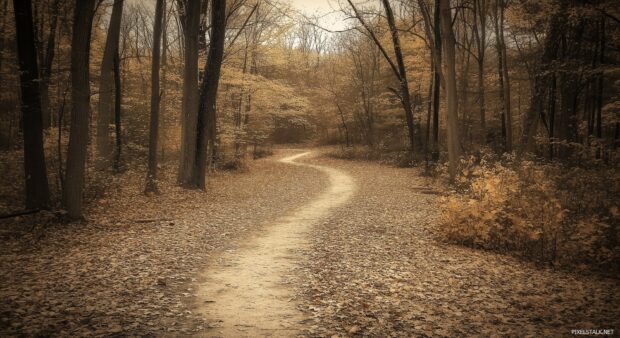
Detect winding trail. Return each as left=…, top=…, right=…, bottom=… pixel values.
left=195, top=151, right=355, bottom=337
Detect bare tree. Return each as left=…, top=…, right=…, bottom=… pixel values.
left=346, top=0, right=417, bottom=156
left=192, top=0, right=227, bottom=189
left=145, top=0, right=165, bottom=193
left=440, top=0, right=460, bottom=180
left=177, top=0, right=201, bottom=186
left=13, top=0, right=50, bottom=209
left=97, top=0, right=124, bottom=169
left=493, top=0, right=512, bottom=151
left=63, top=0, right=96, bottom=219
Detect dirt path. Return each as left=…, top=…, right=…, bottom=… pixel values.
left=195, top=151, right=355, bottom=337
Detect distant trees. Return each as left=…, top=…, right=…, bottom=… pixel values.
left=13, top=0, right=50, bottom=209
left=1, top=0, right=618, bottom=215
left=347, top=0, right=417, bottom=156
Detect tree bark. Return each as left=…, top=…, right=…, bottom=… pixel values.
left=113, top=51, right=122, bottom=172
left=499, top=0, right=512, bottom=152
left=519, top=12, right=562, bottom=156
left=178, top=0, right=201, bottom=186
left=63, top=0, right=96, bottom=219
left=440, top=0, right=460, bottom=181
left=97, top=0, right=124, bottom=169
left=40, top=0, right=60, bottom=129
left=473, top=0, right=487, bottom=144
left=191, top=0, right=226, bottom=189
left=381, top=0, right=416, bottom=155
left=432, top=0, right=441, bottom=161
left=13, top=0, right=50, bottom=209
left=145, top=0, right=165, bottom=193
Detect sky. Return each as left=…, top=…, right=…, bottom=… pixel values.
left=286, top=0, right=349, bottom=32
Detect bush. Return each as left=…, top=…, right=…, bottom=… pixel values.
left=218, top=157, right=248, bottom=172
left=440, top=153, right=620, bottom=272
left=253, top=147, right=273, bottom=159
left=327, top=145, right=417, bottom=167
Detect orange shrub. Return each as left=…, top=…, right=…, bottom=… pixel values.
left=440, top=154, right=619, bottom=272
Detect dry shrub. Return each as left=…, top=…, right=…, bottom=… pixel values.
left=440, top=153, right=620, bottom=272
left=252, top=146, right=273, bottom=159
left=327, top=145, right=417, bottom=167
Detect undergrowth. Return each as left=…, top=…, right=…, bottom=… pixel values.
left=440, top=152, right=620, bottom=274
left=327, top=145, right=416, bottom=167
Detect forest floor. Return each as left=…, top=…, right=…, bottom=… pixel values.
left=0, top=148, right=618, bottom=337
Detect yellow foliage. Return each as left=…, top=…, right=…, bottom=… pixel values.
left=439, top=154, right=620, bottom=271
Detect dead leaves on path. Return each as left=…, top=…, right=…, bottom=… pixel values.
left=0, top=154, right=328, bottom=336
left=295, top=157, right=620, bottom=338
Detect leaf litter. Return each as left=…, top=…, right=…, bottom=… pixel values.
left=0, top=149, right=327, bottom=336
left=293, top=155, right=620, bottom=337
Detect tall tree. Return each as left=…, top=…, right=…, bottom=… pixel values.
left=472, top=0, right=488, bottom=143
left=440, top=0, right=460, bottom=180
left=39, top=0, right=60, bottom=129
left=145, top=0, right=165, bottom=193
left=63, top=0, right=96, bottom=219
left=431, top=0, right=441, bottom=160
left=97, top=0, right=124, bottom=169
left=13, top=0, right=50, bottom=209
left=519, top=12, right=562, bottom=156
left=177, top=0, right=201, bottom=186
left=191, top=0, right=227, bottom=189
left=382, top=0, right=416, bottom=154
left=347, top=0, right=416, bottom=156
left=493, top=0, right=512, bottom=151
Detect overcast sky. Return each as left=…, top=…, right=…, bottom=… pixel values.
left=286, top=0, right=349, bottom=31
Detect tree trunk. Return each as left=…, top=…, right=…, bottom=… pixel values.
left=63, top=0, right=96, bottom=219
left=40, top=0, right=60, bottom=129
left=440, top=0, right=460, bottom=181
left=191, top=0, right=226, bottom=189
left=96, top=0, right=124, bottom=169
left=13, top=0, right=50, bottom=209
left=145, top=0, right=164, bottom=193
left=499, top=0, right=512, bottom=152
left=432, top=0, right=441, bottom=161
left=519, top=13, right=562, bottom=156
left=113, top=51, right=122, bottom=172
left=473, top=0, right=487, bottom=144
left=160, top=0, right=168, bottom=162
left=382, top=0, right=416, bottom=155
left=178, top=0, right=201, bottom=186
left=336, top=102, right=350, bottom=147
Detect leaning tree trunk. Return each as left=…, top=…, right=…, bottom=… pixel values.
left=440, top=0, right=461, bottom=181
left=382, top=0, right=416, bottom=155
left=96, top=0, right=124, bottom=169
left=178, top=0, right=202, bottom=186
left=192, top=0, right=226, bottom=189
left=13, top=0, right=50, bottom=209
left=145, top=0, right=164, bottom=193
left=63, top=0, right=96, bottom=219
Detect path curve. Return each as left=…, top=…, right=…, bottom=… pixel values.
left=195, top=151, right=355, bottom=337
